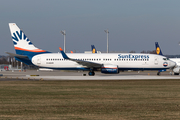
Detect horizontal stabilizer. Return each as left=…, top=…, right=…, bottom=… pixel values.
left=6, top=52, right=28, bottom=58
left=6, top=52, right=33, bottom=65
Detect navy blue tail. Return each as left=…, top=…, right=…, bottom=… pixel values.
left=91, top=45, right=97, bottom=53
left=155, top=42, right=163, bottom=55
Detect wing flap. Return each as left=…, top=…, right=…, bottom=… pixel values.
left=72, top=59, right=102, bottom=68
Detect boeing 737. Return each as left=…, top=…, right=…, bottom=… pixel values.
left=7, top=23, right=176, bottom=76
left=91, top=45, right=101, bottom=53
left=155, top=42, right=180, bottom=75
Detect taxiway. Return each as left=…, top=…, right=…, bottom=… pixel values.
left=0, top=70, right=179, bottom=80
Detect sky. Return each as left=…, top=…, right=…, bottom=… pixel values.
left=1, top=0, right=180, bottom=55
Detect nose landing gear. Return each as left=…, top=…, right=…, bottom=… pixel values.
left=157, top=71, right=161, bottom=76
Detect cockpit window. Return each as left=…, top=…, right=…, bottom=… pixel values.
left=163, top=58, right=169, bottom=61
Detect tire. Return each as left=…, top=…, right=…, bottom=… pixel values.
left=157, top=72, right=160, bottom=76
left=88, top=71, right=95, bottom=76
left=174, top=73, right=179, bottom=75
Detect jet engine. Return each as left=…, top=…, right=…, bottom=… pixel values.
left=101, top=65, right=119, bottom=74
left=173, top=66, right=180, bottom=75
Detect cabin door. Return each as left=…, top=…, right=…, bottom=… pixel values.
left=37, top=56, right=41, bottom=64
left=154, top=56, right=158, bottom=65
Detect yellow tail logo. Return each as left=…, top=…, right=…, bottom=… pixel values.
left=92, top=48, right=96, bottom=53
left=156, top=47, right=160, bottom=54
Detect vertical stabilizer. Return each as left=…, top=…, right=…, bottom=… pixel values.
left=91, top=45, right=97, bottom=53
left=9, top=23, right=49, bottom=56
left=155, top=42, right=163, bottom=55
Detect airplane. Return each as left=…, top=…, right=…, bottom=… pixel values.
left=64, top=45, right=96, bottom=53
left=91, top=45, right=97, bottom=53
left=155, top=42, right=180, bottom=75
left=83, top=45, right=98, bottom=53
left=7, top=23, right=176, bottom=76
left=91, top=45, right=101, bottom=53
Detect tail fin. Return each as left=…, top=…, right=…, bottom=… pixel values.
left=91, top=45, right=97, bottom=53
left=9, top=23, right=49, bottom=56
left=155, top=42, right=163, bottom=55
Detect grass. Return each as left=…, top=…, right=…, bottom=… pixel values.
left=0, top=80, right=180, bottom=119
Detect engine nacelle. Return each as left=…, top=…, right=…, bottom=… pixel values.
left=173, top=66, right=180, bottom=75
left=101, top=65, right=119, bottom=74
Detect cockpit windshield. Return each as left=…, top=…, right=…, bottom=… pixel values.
left=163, top=58, right=169, bottom=61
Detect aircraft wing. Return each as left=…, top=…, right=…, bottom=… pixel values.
left=59, top=47, right=102, bottom=68
left=70, top=59, right=102, bottom=68
left=6, top=52, right=28, bottom=58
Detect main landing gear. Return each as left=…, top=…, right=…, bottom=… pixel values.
left=88, top=70, right=95, bottom=76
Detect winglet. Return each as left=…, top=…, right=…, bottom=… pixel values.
left=59, top=47, right=69, bottom=59
left=59, top=47, right=63, bottom=51
left=155, top=42, right=163, bottom=55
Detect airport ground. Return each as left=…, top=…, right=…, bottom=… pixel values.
left=0, top=69, right=180, bottom=80
left=0, top=70, right=180, bottom=119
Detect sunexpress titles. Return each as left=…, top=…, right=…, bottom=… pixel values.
left=118, top=54, right=149, bottom=59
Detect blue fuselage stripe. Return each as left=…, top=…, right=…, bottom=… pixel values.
left=39, top=67, right=169, bottom=71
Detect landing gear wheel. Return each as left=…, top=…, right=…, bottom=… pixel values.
left=88, top=71, right=95, bottom=76
left=157, top=72, right=161, bottom=76
left=174, top=73, right=179, bottom=75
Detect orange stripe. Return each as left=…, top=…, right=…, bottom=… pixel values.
left=15, top=47, right=46, bottom=52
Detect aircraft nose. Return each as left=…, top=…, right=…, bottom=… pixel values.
left=170, top=60, right=176, bottom=67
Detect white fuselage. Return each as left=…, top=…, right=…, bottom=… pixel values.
left=170, top=58, right=180, bottom=66
left=31, top=53, right=176, bottom=71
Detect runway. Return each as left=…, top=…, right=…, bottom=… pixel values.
left=0, top=70, right=180, bottom=80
